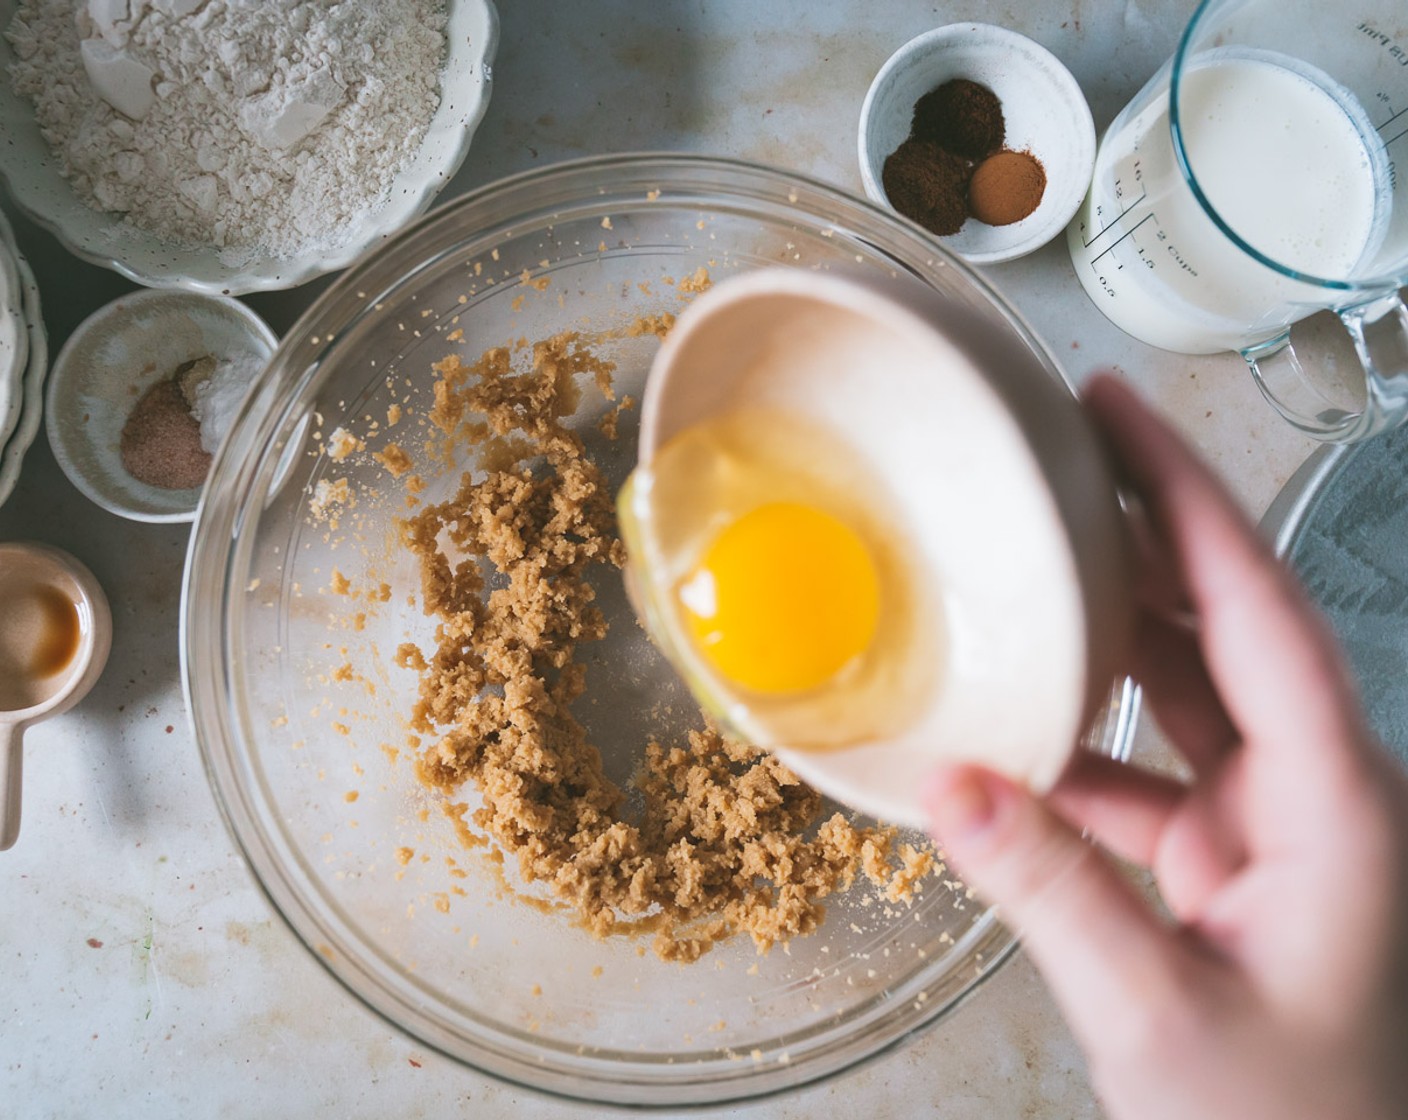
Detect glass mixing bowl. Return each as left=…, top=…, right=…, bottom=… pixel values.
left=183, top=154, right=1138, bottom=1107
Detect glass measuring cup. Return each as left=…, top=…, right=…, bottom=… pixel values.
left=1067, top=0, right=1408, bottom=442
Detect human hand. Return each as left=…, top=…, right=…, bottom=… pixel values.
left=924, top=375, right=1408, bottom=1120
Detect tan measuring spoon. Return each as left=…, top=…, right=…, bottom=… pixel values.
left=0, top=542, right=111, bottom=851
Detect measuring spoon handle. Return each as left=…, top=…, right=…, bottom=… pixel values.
left=0, top=720, right=25, bottom=851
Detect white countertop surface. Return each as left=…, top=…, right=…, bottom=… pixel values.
left=1, top=2, right=1322, bottom=1117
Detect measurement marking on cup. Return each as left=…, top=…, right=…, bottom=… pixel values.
left=1377, top=97, right=1408, bottom=147
left=1080, top=182, right=1150, bottom=247
left=1088, top=213, right=1157, bottom=267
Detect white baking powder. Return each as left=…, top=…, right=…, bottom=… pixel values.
left=189, top=350, right=263, bottom=453
left=6, top=0, right=446, bottom=261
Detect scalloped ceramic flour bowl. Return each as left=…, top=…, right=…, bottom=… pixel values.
left=0, top=1, right=497, bottom=295
left=0, top=217, right=48, bottom=511
left=183, top=155, right=1138, bottom=1107
left=0, top=214, right=28, bottom=457
left=859, top=23, right=1095, bottom=265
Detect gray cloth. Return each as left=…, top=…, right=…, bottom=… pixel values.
left=1285, top=423, right=1408, bottom=768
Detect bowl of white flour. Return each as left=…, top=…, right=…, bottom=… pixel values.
left=0, top=0, right=497, bottom=295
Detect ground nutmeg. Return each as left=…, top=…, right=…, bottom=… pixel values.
left=969, top=149, right=1047, bottom=226
left=120, top=371, right=212, bottom=491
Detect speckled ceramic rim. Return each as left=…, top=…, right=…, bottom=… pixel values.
left=183, top=152, right=1138, bottom=1108
left=0, top=218, right=48, bottom=511
left=0, top=223, right=26, bottom=451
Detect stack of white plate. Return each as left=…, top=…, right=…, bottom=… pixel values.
left=0, top=207, right=48, bottom=508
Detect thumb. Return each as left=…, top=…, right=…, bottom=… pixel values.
left=925, top=765, right=1190, bottom=1047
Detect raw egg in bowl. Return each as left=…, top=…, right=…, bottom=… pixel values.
left=619, top=269, right=1133, bottom=827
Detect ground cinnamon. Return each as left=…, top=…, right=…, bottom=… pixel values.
left=968, top=149, right=1046, bottom=226
left=120, top=378, right=211, bottom=490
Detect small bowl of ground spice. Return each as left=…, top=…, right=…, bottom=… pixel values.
left=44, top=289, right=276, bottom=522
left=858, top=23, right=1095, bottom=265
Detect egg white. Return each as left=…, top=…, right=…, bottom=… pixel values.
left=626, top=268, right=1130, bottom=827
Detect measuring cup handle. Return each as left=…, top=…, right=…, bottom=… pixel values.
left=0, top=721, right=24, bottom=851
left=1243, top=292, right=1408, bottom=443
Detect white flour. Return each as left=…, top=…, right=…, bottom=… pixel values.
left=6, top=0, right=446, bottom=261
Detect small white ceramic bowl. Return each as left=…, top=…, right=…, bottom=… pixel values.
left=858, top=23, right=1095, bottom=265
left=0, top=0, right=497, bottom=295
left=45, top=290, right=277, bottom=523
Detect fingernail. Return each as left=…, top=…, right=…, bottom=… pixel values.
left=924, top=766, right=997, bottom=843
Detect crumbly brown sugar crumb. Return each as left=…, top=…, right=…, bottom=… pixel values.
left=374, top=442, right=414, bottom=477
left=398, top=327, right=937, bottom=960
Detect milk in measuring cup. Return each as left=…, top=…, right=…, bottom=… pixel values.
left=1069, top=49, right=1390, bottom=354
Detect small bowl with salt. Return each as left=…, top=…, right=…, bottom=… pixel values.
left=45, top=290, right=277, bottom=523
left=858, top=23, right=1095, bottom=265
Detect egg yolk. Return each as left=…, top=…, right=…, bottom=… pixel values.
left=678, top=501, right=881, bottom=695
